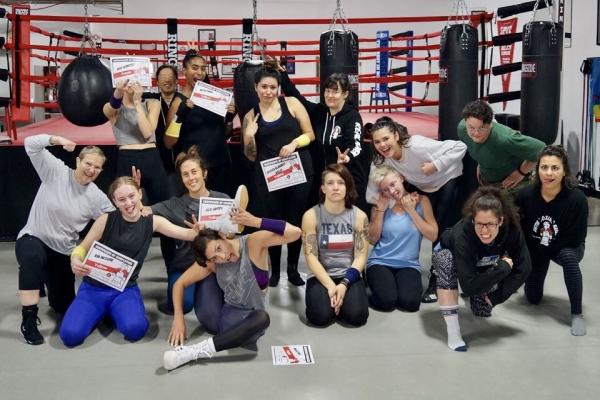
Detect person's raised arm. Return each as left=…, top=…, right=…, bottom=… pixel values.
left=164, top=96, right=193, bottom=149
left=368, top=194, right=389, bottom=244
left=132, top=84, right=160, bottom=140
left=402, top=194, right=438, bottom=242
left=232, top=208, right=301, bottom=248
left=103, top=79, right=128, bottom=121
left=153, top=215, right=198, bottom=241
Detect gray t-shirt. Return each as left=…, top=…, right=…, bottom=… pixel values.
left=308, top=204, right=356, bottom=279
left=151, top=191, right=229, bottom=271
left=216, top=235, right=265, bottom=311
left=18, top=134, right=114, bottom=254
left=112, top=102, right=157, bottom=145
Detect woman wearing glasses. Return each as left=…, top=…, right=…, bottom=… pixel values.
left=516, top=145, right=588, bottom=336
left=431, top=186, right=531, bottom=351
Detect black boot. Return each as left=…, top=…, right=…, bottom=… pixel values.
left=269, top=264, right=280, bottom=287
left=21, top=305, right=44, bottom=345
left=421, top=273, right=437, bottom=303
left=287, top=264, right=305, bottom=286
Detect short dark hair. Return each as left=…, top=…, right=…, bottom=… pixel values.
left=535, top=145, right=577, bottom=189
left=319, top=164, right=357, bottom=209
left=192, top=229, right=221, bottom=266
left=461, top=100, right=494, bottom=124
left=371, top=116, right=410, bottom=166
left=323, top=73, right=350, bottom=93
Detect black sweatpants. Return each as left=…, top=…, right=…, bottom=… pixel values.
left=16, top=235, right=75, bottom=313
left=305, top=276, right=369, bottom=326
left=366, top=265, right=422, bottom=312
left=525, top=245, right=585, bottom=315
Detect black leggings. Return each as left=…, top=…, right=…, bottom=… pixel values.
left=15, top=235, right=74, bottom=313
left=525, top=246, right=585, bottom=315
left=366, top=265, right=422, bottom=312
left=426, top=176, right=462, bottom=247
left=305, top=276, right=369, bottom=326
left=254, top=172, right=313, bottom=270
left=194, top=274, right=270, bottom=351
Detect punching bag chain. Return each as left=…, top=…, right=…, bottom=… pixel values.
left=524, top=0, right=557, bottom=47
left=251, top=0, right=266, bottom=59
left=443, top=0, right=471, bottom=46
left=328, top=0, right=350, bottom=42
left=78, top=0, right=96, bottom=57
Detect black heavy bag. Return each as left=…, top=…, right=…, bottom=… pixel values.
left=233, top=60, right=263, bottom=120
left=58, top=56, right=113, bottom=127
left=521, top=21, right=563, bottom=144
left=319, top=30, right=359, bottom=106
left=438, top=24, right=478, bottom=141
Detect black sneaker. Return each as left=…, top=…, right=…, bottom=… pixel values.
left=421, top=274, right=437, bottom=303
left=21, top=307, right=44, bottom=345
left=286, top=267, right=305, bottom=286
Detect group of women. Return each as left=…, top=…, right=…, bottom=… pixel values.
left=15, top=53, right=588, bottom=370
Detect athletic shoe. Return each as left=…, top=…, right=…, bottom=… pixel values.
left=21, top=308, right=43, bottom=345
left=163, top=340, right=213, bottom=371
left=287, top=265, right=305, bottom=286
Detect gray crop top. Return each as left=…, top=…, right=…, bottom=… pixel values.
left=112, top=102, right=157, bottom=145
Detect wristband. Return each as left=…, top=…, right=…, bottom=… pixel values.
left=295, top=133, right=311, bottom=148
left=517, top=165, right=531, bottom=177
left=340, top=278, right=350, bottom=288
left=344, top=267, right=361, bottom=285
left=165, top=121, right=182, bottom=138
left=109, top=94, right=122, bottom=109
left=71, top=245, right=87, bottom=261
left=259, top=218, right=286, bottom=236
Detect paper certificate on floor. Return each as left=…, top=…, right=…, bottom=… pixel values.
left=272, top=345, right=315, bottom=365
left=190, top=81, right=233, bottom=117
left=110, top=57, right=153, bottom=87
left=198, top=197, right=236, bottom=233
left=83, top=241, right=138, bottom=292
left=260, top=152, right=307, bottom=192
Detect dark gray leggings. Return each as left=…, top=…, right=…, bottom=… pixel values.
left=525, top=246, right=584, bottom=315
left=193, top=274, right=269, bottom=351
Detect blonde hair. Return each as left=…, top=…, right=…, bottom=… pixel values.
left=369, top=165, right=400, bottom=189
left=78, top=145, right=106, bottom=164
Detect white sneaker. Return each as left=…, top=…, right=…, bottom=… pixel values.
left=163, top=341, right=213, bottom=371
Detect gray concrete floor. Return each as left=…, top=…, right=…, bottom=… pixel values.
left=0, top=231, right=599, bottom=400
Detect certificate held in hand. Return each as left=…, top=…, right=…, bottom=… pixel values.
left=191, top=81, right=233, bottom=117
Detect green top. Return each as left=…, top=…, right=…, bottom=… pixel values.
left=457, top=119, right=545, bottom=183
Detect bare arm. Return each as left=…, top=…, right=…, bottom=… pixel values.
left=70, top=214, right=108, bottom=276
left=368, top=194, right=389, bottom=244
left=134, top=96, right=160, bottom=140
left=351, top=210, right=369, bottom=273
left=153, top=215, right=197, bottom=241
left=164, top=96, right=183, bottom=149
left=102, top=80, right=128, bottom=121
left=403, top=194, right=438, bottom=242
left=242, top=111, right=259, bottom=162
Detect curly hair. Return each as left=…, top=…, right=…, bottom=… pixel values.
left=535, top=145, right=577, bottom=189
left=463, top=186, right=519, bottom=227
left=461, top=100, right=494, bottom=124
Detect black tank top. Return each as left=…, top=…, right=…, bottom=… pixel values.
left=177, top=92, right=231, bottom=168
left=83, top=210, right=153, bottom=288
left=253, top=97, right=313, bottom=176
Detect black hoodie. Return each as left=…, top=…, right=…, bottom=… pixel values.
left=441, top=218, right=531, bottom=306
left=280, top=72, right=370, bottom=201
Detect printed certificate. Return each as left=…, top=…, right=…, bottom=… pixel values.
left=83, top=241, right=138, bottom=291
left=260, top=152, right=307, bottom=192
left=190, top=81, right=233, bottom=117
left=198, top=197, right=237, bottom=234
left=272, top=345, right=315, bottom=365
left=110, top=56, right=153, bottom=87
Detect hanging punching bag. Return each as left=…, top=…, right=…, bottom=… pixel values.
left=438, top=24, right=478, bottom=141
left=58, top=56, right=112, bottom=127
left=521, top=21, right=563, bottom=144
left=319, top=30, right=359, bottom=105
left=233, top=60, right=263, bottom=120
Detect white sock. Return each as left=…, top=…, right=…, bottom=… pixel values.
left=440, top=305, right=467, bottom=352
left=571, top=314, right=587, bottom=336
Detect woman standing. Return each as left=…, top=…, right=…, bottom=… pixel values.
left=301, top=164, right=369, bottom=327
left=16, top=134, right=114, bottom=345
left=60, top=177, right=200, bottom=347
left=433, top=186, right=531, bottom=351
left=242, top=63, right=315, bottom=287
left=517, top=145, right=588, bottom=336
left=164, top=49, right=235, bottom=196
left=367, top=166, right=437, bottom=312
left=278, top=65, right=369, bottom=213
left=367, top=116, right=467, bottom=303
left=163, top=212, right=301, bottom=370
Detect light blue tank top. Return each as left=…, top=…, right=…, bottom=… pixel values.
left=367, top=204, right=424, bottom=271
